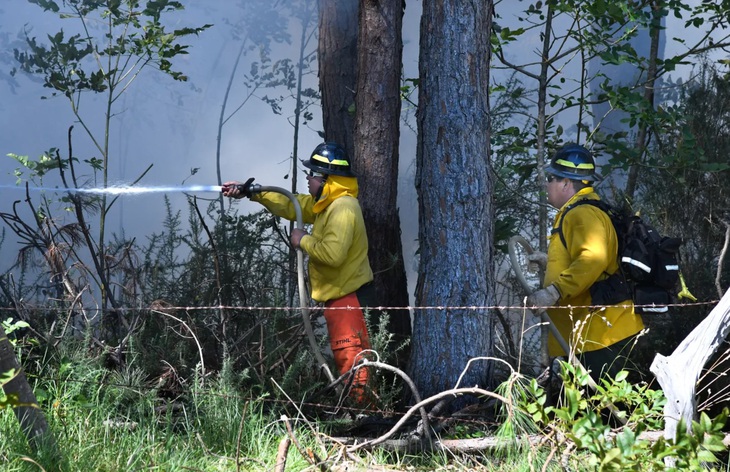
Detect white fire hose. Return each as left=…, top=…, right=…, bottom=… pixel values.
left=251, top=185, right=336, bottom=384
left=508, top=235, right=626, bottom=423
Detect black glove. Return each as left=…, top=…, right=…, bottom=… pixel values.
left=237, top=178, right=256, bottom=198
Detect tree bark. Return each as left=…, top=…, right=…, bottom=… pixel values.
left=411, top=0, right=495, bottom=402
left=354, top=0, right=412, bottom=367
left=318, top=0, right=358, bottom=158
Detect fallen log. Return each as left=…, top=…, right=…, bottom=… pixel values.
left=329, top=430, right=730, bottom=454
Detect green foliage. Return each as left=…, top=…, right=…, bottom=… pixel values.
left=490, top=0, right=730, bottom=195
left=118, top=198, right=331, bottom=401
left=631, top=61, right=730, bottom=358
left=14, top=0, right=211, bottom=95
left=32, top=343, right=117, bottom=417
left=8, top=150, right=64, bottom=184
left=1, top=347, right=313, bottom=471
left=493, top=373, right=540, bottom=443
left=489, top=74, right=538, bottom=252
left=2, top=317, right=30, bottom=338
left=4, top=0, right=212, bottom=321
left=0, top=368, right=19, bottom=410
left=519, top=360, right=729, bottom=471
left=364, top=310, right=408, bottom=410
left=0, top=319, right=31, bottom=409
left=243, top=0, right=320, bottom=130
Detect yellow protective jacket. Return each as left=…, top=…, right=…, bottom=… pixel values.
left=544, top=187, right=644, bottom=356
left=252, top=175, right=373, bottom=303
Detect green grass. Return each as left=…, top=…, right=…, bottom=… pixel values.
left=2, top=348, right=728, bottom=471
left=0, top=380, right=569, bottom=472
left=0, top=396, right=315, bottom=471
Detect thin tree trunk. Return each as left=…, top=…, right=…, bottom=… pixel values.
left=535, top=5, right=555, bottom=369
left=289, top=5, right=317, bottom=308
left=354, top=0, right=411, bottom=368
left=625, top=0, right=661, bottom=200
left=412, top=0, right=494, bottom=403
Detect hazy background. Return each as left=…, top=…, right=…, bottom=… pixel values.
left=0, top=1, right=423, bottom=298
left=0, top=0, right=710, bottom=302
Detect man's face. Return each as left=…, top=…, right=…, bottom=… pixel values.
left=305, top=170, right=326, bottom=197
left=546, top=173, right=571, bottom=208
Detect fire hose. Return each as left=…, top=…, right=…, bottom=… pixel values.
left=508, top=235, right=626, bottom=423
left=247, top=184, right=336, bottom=384
left=508, top=235, right=572, bottom=357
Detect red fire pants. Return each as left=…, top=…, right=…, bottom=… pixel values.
left=324, top=291, right=372, bottom=403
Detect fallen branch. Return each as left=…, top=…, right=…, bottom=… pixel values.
left=274, top=436, right=290, bottom=472
left=346, top=386, right=510, bottom=453
left=330, top=429, right=730, bottom=454
left=351, top=357, right=430, bottom=434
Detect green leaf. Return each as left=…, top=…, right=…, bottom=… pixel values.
left=699, top=162, right=730, bottom=172
left=0, top=368, right=17, bottom=388
left=696, top=449, right=718, bottom=462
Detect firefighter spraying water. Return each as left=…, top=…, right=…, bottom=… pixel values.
left=222, top=142, right=377, bottom=405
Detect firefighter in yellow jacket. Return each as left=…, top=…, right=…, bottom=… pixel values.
left=222, top=142, right=374, bottom=402
left=526, top=143, right=645, bottom=381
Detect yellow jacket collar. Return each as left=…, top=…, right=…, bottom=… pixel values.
left=560, top=187, right=597, bottom=212
left=313, top=175, right=359, bottom=213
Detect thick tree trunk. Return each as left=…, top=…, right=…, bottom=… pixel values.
left=354, top=0, right=412, bottom=367
left=0, top=326, right=57, bottom=453
left=411, top=0, right=494, bottom=402
left=318, top=0, right=358, bottom=158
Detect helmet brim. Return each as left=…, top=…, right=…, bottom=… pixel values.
left=545, top=164, right=599, bottom=182
left=301, top=159, right=356, bottom=177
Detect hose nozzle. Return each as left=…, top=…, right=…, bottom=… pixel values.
left=233, top=178, right=260, bottom=197
left=236, top=184, right=262, bottom=195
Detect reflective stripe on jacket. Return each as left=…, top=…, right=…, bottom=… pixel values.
left=544, top=187, right=644, bottom=356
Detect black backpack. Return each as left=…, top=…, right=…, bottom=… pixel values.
left=554, top=199, right=682, bottom=314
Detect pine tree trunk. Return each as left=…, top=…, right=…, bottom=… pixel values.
left=354, top=0, right=412, bottom=368
left=411, top=0, right=495, bottom=403
left=318, top=0, right=358, bottom=157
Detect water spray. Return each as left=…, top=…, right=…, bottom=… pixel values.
left=0, top=184, right=223, bottom=195
left=1, top=181, right=336, bottom=383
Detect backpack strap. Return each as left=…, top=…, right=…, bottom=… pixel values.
left=552, top=199, right=612, bottom=248
left=552, top=198, right=633, bottom=306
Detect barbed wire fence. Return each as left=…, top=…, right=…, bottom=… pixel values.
left=1, top=245, right=722, bottom=423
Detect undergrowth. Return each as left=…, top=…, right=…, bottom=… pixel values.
left=1, top=321, right=730, bottom=471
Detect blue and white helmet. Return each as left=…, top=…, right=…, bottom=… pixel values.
left=545, top=143, right=599, bottom=181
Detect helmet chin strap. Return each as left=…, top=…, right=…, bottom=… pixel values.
left=314, top=175, right=327, bottom=201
